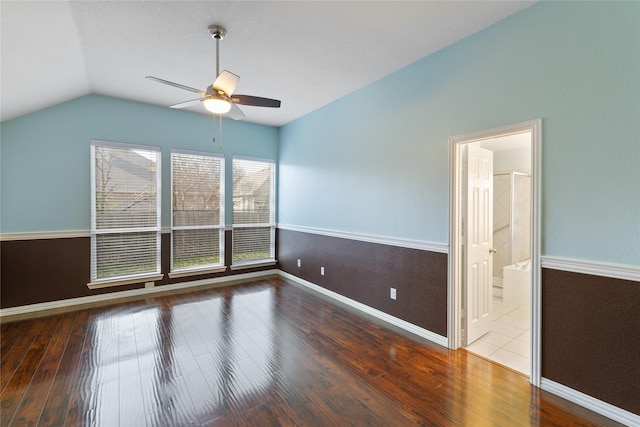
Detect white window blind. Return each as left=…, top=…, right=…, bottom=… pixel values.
left=232, top=157, right=275, bottom=265
left=90, top=141, right=161, bottom=282
left=171, top=150, right=225, bottom=272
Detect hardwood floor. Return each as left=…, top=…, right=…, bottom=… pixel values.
left=1, top=277, right=622, bottom=426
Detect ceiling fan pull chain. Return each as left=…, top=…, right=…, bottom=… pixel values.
left=212, top=113, right=222, bottom=151
left=219, top=113, right=223, bottom=151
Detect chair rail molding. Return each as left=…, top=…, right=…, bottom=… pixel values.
left=541, top=256, right=640, bottom=282
left=277, top=224, right=448, bottom=254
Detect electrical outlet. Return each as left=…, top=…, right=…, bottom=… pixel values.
left=297, top=259, right=301, bottom=267
left=390, top=288, right=397, bottom=300
left=145, top=282, right=155, bottom=289
left=321, top=267, right=325, bottom=276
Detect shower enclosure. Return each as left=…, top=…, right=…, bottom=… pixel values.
left=493, top=172, right=531, bottom=284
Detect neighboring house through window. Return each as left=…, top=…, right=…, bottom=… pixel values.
left=232, top=156, right=276, bottom=267
left=90, top=141, right=161, bottom=285
left=171, top=150, right=225, bottom=275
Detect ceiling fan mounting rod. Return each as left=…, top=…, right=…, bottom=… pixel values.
left=208, top=25, right=226, bottom=78
left=216, top=37, right=220, bottom=77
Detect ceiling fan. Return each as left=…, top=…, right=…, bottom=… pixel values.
left=146, top=25, right=281, bottom=120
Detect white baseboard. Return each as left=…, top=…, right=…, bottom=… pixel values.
left=541, top=378, right=639, bottom=426
left=0, top=270, right=279, bottom=318
left=3, top=267, right=448, bottom=349
left=278, top=270, right=448, bottom=348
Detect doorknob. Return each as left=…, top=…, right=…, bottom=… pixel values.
left=489, top=248, right=498, bottom=254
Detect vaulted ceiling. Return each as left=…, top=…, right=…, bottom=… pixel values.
left=1, top=1, right=536, bottom=127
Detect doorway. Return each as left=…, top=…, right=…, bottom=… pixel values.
left=448, top=120, right=541, bottom=386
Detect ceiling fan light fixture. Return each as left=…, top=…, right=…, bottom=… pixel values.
left=147, top=23, right=280, bottom=121
left=203, top=97, right=231, bottom=114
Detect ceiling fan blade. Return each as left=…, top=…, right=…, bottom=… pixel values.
left=146, top=76, right=207, bottom=96
left=212, top=70, right=240, bottom=95
left=225, top=103, right=246, bottom=120
left=232, top=94, right=281, bottom=108
left=169, top=98, right=203, bottom=109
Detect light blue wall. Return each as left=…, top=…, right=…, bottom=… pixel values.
left=0, top=95, right=278, bottom=231
left=2, top=2, right=638, bottom=266
left=279, top=2, right=640, bottom=266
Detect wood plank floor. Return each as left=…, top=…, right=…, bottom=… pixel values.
left=1, top=277, right=622, bottom=426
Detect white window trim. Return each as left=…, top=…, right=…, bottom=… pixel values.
left=229, top=260, right=277, bottom=271
left=87, top=274, right=164, bottom=289
left=89, top=140, right=162, bottom=287
left=170, top=149, right=225, bottom=275
left=168, top=266, right=227, bottom=279
left=231, top=156, right=277, bottom=267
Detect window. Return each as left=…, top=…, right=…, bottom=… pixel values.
left=232, top=157, right=275, bottom=267
left=171, top=150, right=225, bottom=274
left=90, top=141, right=161, bottom=285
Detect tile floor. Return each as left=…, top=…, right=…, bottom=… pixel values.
left=466, top=296, right=531, bottom=376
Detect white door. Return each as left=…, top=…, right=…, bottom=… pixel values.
left=465, top=145, right=494, bottom=345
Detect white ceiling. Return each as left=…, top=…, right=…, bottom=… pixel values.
left=1, top=1, right=536, bottom=127
left=479, top=132, right=532, bottom=151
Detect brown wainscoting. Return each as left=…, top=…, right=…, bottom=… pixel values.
left=542, top=268, right=640, bottom=415
left=0, top=231, right=275, bottom=309
left=0, top=237, right=140, bottom=308
left=276, top=228, right=448, bottom=337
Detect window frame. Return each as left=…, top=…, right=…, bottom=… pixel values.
left=231, top=155, right=277, bottom=269
left=169, top=149, right=226, bottom=277
left=88, top=140, right=162, bottom=288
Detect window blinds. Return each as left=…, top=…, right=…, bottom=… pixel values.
left=232, top=157, right=275, bottom=264
left=91, top=142, right=161, bottom=282
left=171, top=151, right=224, bottom=271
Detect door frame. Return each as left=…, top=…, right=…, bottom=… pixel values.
left=447, top=119, right=542, bottom=386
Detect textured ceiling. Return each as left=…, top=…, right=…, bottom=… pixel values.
left=0, top=1, right=536, bottom=127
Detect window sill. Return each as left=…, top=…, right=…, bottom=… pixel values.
left=87, top=274, right=164, bottom=290
left=230, top=260, right=277, bottom=271
left=168, top=266, right=227, bottom=279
